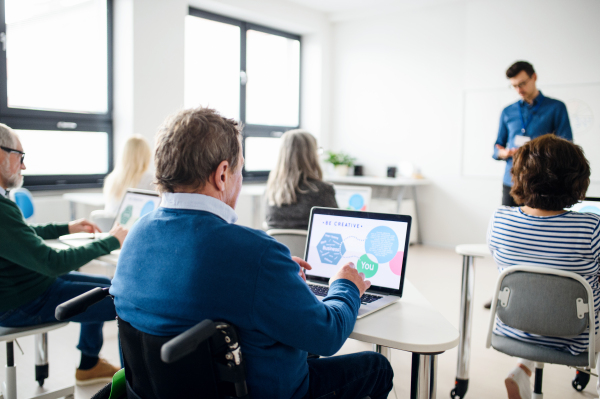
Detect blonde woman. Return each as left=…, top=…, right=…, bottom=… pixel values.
left=265, top=130, right=337, bottom=230
left=103, top=135, right=154, bottom=214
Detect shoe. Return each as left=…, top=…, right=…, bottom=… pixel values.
left=484, top=299, right=492, bottom=309
left=505, top=365, right=532, bottom=399
left=75, top=358, right=120, bottom=386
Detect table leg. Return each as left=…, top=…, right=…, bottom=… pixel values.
left=396, top=186, right=406, bottom=213
left=411, top=186, right=422, bottom=244
left=373, top=345, right=398, bottom=399
left=451, top=255, right=475, bottom=399
left=410, top=353, right=438, bottom=399
left=69, top=201, right=76, bottom=221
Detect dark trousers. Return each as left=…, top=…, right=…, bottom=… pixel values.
left=304, top=351, right=394, bottom=399
left=0, top=272, right=115, bottom=358
left=502, top=184, right=519, bottom=207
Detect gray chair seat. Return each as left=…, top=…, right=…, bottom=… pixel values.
left=491, top=333, right=589, bottom=367
left=0, top=322, right=68, bottom=342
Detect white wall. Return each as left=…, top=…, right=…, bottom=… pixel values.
left=330, top=0, right=600, bottom=247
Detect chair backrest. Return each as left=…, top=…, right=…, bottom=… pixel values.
left=89, top=210, right=116, bottom=233
left=266, top=229, right=308, bottom=258
left=486, top=265, right=596, bottom=367
left=9, top=187, right=34, bottom=221
left=119, top=318, right=248, bottom=399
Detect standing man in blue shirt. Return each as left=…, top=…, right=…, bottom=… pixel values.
left=110, top=107, right=394, bottom=399
left=493, top=61, right=572, bottom=206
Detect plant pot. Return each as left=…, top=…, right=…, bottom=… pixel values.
left=334, top=164, right=349, bottom=177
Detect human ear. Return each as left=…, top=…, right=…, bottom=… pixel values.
left=214, top=160, right=229, bottom=192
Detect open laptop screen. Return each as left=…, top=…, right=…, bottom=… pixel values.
left=567, top=197, right=600, bottom=215
left=113, top=189, right=160, bottom=230
left=304, top=207, right=411, bottom=295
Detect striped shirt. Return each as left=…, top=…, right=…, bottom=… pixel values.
left=487, top=206, right=600, bottom=355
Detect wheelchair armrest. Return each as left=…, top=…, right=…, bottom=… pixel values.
left=161, top=319, right=216, bottom=364
left=55, top=287, right=111, bottom=321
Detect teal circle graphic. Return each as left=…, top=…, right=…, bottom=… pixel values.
left=349, top=194, right=364, bottom=210
left=579, top=206, right=600, bottom=215
left=365, top=226, right=399, bottom=264
left=140, top=201, right=155, bottom=217
left=357, top=254, right=378, bottom=278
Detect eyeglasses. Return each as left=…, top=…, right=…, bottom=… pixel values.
left=0, top=146, right=25, bottom=164
left=509, top=77, right=531, bottom=90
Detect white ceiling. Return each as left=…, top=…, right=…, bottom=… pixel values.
left=284, top=0, right=464, bottom=21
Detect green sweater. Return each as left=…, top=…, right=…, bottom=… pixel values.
left=0, top=195, right=120, bottom=312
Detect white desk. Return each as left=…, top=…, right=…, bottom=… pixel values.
left=325, top=176, right=430, bottom=244
left=45, top=240, right=120, bottom=266
left=62, top=193, right=105, bottom=221
left=352, top=280, right=459, bottom=398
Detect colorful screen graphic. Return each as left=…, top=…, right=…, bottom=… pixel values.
left=306, top=214, right=408, bottom=290
left=568, top=200, right=600, bottom=216
left=115, top=192, right=160, bottom=230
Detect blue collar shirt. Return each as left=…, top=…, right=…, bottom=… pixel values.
left=493, top=91, right=573, bottom=186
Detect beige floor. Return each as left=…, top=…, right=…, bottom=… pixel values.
left=1, top=246, right=598, bottom=398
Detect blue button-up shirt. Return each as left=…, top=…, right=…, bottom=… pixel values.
left=493, top=91, right=572, bottom=186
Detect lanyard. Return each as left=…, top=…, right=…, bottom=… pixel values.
left=518, top=98, right=543, bottom=134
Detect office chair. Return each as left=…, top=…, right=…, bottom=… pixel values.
left=9, top=187, right=35, bottom=222
left=55, top=287, right=249, bottom=399
left=0, top=322, right=74, bottom=399
left=266, top=229, right=308, bottom=258
left=486, top=266, right=597, bottom=398
left=89, top=210, right=116, bottom=232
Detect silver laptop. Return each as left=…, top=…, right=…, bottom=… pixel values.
left=59, top=189, right=160, bottom=247
left=304, top=207, right=411, bottom=319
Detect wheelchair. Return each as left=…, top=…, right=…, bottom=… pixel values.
left=55, top=287, right=249, bottom=399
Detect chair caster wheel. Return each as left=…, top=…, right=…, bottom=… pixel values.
left=450, top=378, right=468, bottom=398
left=572, top=370, right=590, bottom=391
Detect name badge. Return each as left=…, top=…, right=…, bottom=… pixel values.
left=514, top=135, right=531, bottom=148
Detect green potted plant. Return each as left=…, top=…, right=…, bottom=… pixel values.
left=325, top=151, right=356, bottom=177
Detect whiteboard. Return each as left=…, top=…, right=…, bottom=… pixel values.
left=461, top=83, right=600, bottom=181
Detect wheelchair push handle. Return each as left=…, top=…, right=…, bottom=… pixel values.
left=161, top=319, right=217, bottom=364
left=55, top=287, right=111, bottom=321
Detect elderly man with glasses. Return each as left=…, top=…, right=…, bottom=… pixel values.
left=0, top=123, right=128, bottom=385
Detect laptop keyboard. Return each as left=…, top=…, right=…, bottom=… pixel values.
left=308, top=283, right=382, bottom=305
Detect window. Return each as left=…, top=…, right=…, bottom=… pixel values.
left=185, top=8, right=301, bottom=180
left=0, top=0, right=113, bottom=190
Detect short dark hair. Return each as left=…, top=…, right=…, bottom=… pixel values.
left=154, top=107, right=242, bottom=193
left=510, top=135, right=590, bottom=210
left=506, top=61, right=535, bottom=79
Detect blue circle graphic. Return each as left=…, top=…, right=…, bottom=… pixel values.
left=140, top=200, right=155, bottom=217
left=365, top=226, right=399, bottom=264
left=579, top=206, right=600, bottom=215
left=348, top=194, right=364, bottom=210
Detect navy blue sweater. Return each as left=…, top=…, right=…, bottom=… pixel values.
left=111, top=206, right=360, bottom=399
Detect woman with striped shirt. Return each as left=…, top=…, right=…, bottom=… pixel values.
left=487, top=134, right=600, bottom=399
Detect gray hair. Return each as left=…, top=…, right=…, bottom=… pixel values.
left=0, top=123, right=16, bottom=148
left=266, top=129, right=323, bottom=207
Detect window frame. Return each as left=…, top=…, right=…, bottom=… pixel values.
left=188, top=7, right=301, bottom=181
left=0, top=0, right=114, bottom=190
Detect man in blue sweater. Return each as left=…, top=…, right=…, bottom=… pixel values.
left=110, top=108, right=394, bottom=399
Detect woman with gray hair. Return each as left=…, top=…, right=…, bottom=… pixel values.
left=265, top=129, right=337, bottom=229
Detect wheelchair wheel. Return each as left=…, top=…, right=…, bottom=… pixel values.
left=572, top=370, right=590, bottom=392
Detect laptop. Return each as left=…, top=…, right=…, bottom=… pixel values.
left=567, top=197, right=600, bottom=215
left=304, top=207, right=411, bottom=319
left=334, top=185, right=372, bottom=211
left=59, top=189, right=160, bottom=247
